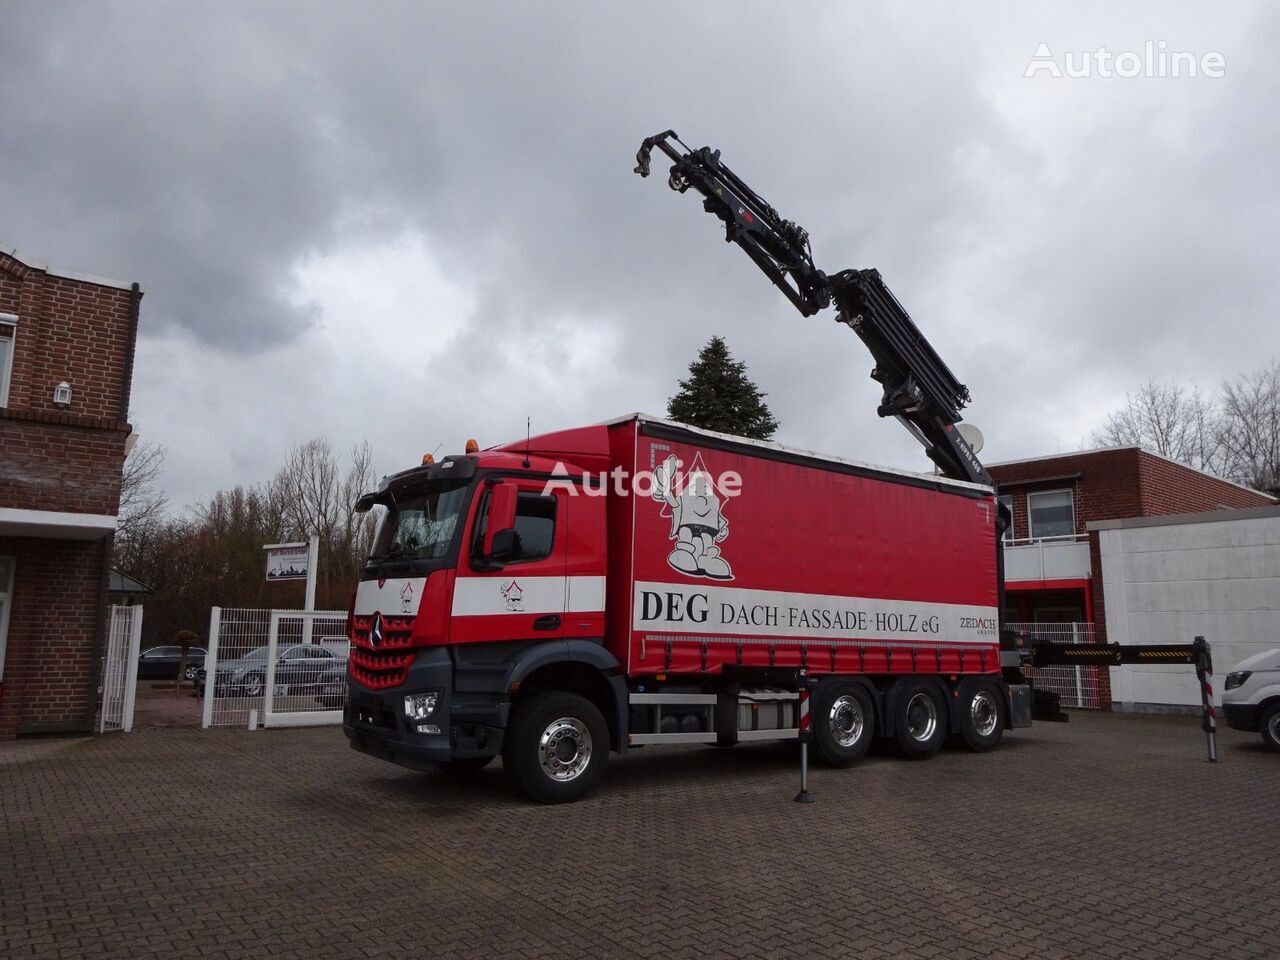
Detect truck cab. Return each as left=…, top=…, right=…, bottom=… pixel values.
left=343, top=434, right=626, bottom=801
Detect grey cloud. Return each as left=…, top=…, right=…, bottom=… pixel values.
left=2, top=1, right=1276, bottom=506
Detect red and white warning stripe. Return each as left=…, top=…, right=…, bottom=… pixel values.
left=798, top=686, right=811, bottom=735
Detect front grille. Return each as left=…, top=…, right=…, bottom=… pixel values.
left=349, top=649, right=416, bottom=690
left=350, top=614, right=415, bottom=649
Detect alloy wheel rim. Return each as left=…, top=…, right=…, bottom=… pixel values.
left=971, top=691, right=999, bottom=737
left=539, top=717, right=592, bottom=782
left=906, top=692, right=938, bottom=742
left=829, top=694, right=865, bottom=747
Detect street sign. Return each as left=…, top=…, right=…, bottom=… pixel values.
left=264, top=542, right=309, bottom=582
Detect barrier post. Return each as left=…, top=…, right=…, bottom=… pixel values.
left=1193, top=636, right=1218, bottom=763
left=795, top=669, right=814, bottom=803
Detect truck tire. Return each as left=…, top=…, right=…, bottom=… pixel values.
left=891, top=680, right=946, bottom=760
left=812, top=680, right=875, bottom=766
left=503, top=691, right=609, bottom=803
left=1260, top=703, right=1280, bottom=753
left=955, top=682, right=1004, bottom=752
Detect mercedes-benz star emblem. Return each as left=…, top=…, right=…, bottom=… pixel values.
left=370, top=612, right=383, bottom=649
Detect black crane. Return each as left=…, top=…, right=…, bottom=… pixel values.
left=635, top=130, right=993, bottom=491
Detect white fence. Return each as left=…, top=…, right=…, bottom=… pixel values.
left=1010, top=621, right=1104, bottom=710
left=201, top=606, right=347, bottom=728
left=100, top=605, right=142, bottom=732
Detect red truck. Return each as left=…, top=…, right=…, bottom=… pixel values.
left=344, top=413, right=1027, bottom=801
left=342, top=131, right=1044, bottom=801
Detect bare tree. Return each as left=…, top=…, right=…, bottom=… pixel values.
left=1218, top=359, right=1280, bottom=492
left=1091, top=380, right=1222, bottom=472
left=116, top=439, right=169, bottom=566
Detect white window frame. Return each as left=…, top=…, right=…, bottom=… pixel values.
left=0, top=557, right=14, bottom=683
left=997, top=494, right=1015, bottom=542
left=1027, top=488, right=1076, bottom=541
left=0, top=312, right=16, bottom=408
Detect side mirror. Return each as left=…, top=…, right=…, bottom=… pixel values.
left=488, top=527, right=520, bottom=563
left=483, top=482, right=518, bottom=556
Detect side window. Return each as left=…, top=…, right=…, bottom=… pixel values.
left=471, top=489, right=558, bottom=564
left=1028, top=489, right=1076, bottom=540
left=0, top=314, right=15, bottom=408
left=513, top=493, right=556, bottom=563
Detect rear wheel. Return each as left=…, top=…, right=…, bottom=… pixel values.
left=892, top=680, right=946, bottom=760
left=1261, top=703, right=1280, bottom=752
left=956, top=682, right=1004, bottom=752
left=812, top=681, right=875, bottom=766
left=503, top=692, right=609, bottom=803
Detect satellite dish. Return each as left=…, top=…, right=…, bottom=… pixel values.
left=957, top=422, right=985, bottom=455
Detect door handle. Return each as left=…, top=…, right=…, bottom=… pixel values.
left=533, top=615, right=561, bottom=631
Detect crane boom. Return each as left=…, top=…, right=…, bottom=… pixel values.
left=635, top=130, right=995, bottom=490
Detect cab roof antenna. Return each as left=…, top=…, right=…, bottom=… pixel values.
left=522, top=417, right=532, bottom=468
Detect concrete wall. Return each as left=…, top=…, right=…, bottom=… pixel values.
left=1098, top=507, right=1280, bottom=709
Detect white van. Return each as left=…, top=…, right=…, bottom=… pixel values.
left=1222, top=648, right=1280, bottom=751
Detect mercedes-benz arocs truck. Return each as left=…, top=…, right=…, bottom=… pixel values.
left=344, top=413, right=1029, bottom=801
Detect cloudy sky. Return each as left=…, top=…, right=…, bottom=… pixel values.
left=3, top=2, right=1276, bottom=507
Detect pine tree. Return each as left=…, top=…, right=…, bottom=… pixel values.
left=667, top=336, right=779, bottom=440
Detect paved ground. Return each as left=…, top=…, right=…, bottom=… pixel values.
left=132, top=685, right=202, bottom=728
left=1, top=712, right=1276, bottom=960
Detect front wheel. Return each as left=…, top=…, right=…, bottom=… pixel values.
left=503, top=692, right=609, bottom=803
left=1261, top=704, right=1280, bottom=752
left=812, top=681, right=875, bottom=766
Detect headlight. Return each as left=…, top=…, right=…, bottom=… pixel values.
left=1225, top=671, right=1252, bottom=691
left=404, top=692, right=438, bottom=720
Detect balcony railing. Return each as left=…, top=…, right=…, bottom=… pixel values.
left=1002, top=533, right=1091, bottom=582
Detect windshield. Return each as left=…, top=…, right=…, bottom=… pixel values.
left=369, top=479, right=471, bottom=562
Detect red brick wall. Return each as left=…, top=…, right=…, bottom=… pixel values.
left=0, top=257, right=138, bottom=421
left=1136, top=450, right=1272, bottom=514
left=0, top=251, right=141, bottom=739
left=0, top=415, right=129, bottom=515
left=0, top=537, right=111, bottom=738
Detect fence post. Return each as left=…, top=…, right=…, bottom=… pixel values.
left=202, top=606, right=221, bottom=729
left=121, top=606, right=143, bottom=733
left=795, top=670, right=814, bottom=803
left=1193, top=635, right=1218, bottom=763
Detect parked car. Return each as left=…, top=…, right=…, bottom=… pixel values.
left=314, top=663, right=349, bottom=710
left=199, top=644, right=343, bottom=699
left=1222, top=648, right=1280, bottom=751
left=137, top=645, right=207, bottom=681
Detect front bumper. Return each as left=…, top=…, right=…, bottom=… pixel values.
left=343, top=646, right=509, bottom=771
left=1222, top=701, right=1257, bottom=732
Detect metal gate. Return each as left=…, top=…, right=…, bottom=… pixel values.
left=1012, top=621, right=1103, bottom=709
left=263, top=610, right=349, bottom=728
left=100, top=605, right=142, bottom=732
left=201, top=606, right=346, bottom=728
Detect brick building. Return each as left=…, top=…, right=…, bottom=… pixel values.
left=989, top=446, right=1274, bottom=705
left=0, top=246, right=141, bottom=739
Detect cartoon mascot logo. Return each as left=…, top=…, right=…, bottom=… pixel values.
left=500, top=580, right=525, bottom=612
left=652, top=452, right=733, bottom=580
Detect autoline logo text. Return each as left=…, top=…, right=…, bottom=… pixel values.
left=1025, top=41, right=1225, bottom=79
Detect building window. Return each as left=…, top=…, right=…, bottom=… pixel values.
left=0, top=557, right=13, bottom=683
left=1027, top=489, right=1076, bottom=540
left=0, top=313, right=16, bottom=408
left=997, top=495, right=1015, bottom=542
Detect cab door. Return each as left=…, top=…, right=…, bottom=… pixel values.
left=451, top=479, right=568, bottom=645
